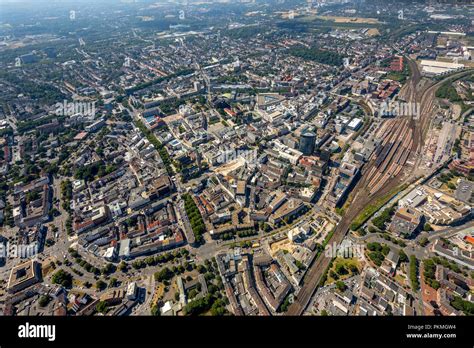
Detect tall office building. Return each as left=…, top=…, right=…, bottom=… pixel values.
left=299, top=132, right=316, bottom=155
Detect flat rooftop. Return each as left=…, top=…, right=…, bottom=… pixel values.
left=7, top=259, right=41, bottom=291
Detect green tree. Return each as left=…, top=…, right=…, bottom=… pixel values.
left=409, top=256, right=419, bottom=291
left=38, top=295, right=51, bottom=307
left=423, top=223, right=433, bottom=232
left=188, top=289, right=199, bottom=299
left=155, top=267, right=174, bottom=282
left=399, top=250, right=408, bottom=263
left=96, top=280, right=107, bottom=291
left=96, top=301, right=108, bottom=314
left=118, top=261, right=128, bottom=272
left=151, top=304, right=161, bottom=316
left=108, top=278, right=118, bottom=288
left=335, top=263, right=348, bottom=276
left=450, top=296, right=474, bottom=316
left=51, top=269, right=73, bottom=288
left=335, top=281, right=347, bottom=292
left=419, top=236, right=429, bottom=247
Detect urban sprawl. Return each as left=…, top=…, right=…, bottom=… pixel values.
left=0, top=0, right=473, bottom=317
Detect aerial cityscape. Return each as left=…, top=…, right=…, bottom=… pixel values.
left=0, top=0, right=473, bottom=319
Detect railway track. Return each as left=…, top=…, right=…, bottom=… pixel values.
left=286, top=60, right=471, bottom=316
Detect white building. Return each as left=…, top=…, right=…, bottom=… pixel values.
left=126, top=282, right=138, bottom=300
left=348, top=118, right=363, bottom=131
left=420, top=60, right=464, bottom=76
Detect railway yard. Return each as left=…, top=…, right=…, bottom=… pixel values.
left=287, top=60, right=473, bottom=316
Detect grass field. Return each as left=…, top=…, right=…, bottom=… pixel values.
left=325, top=257, right=361, bottom=285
